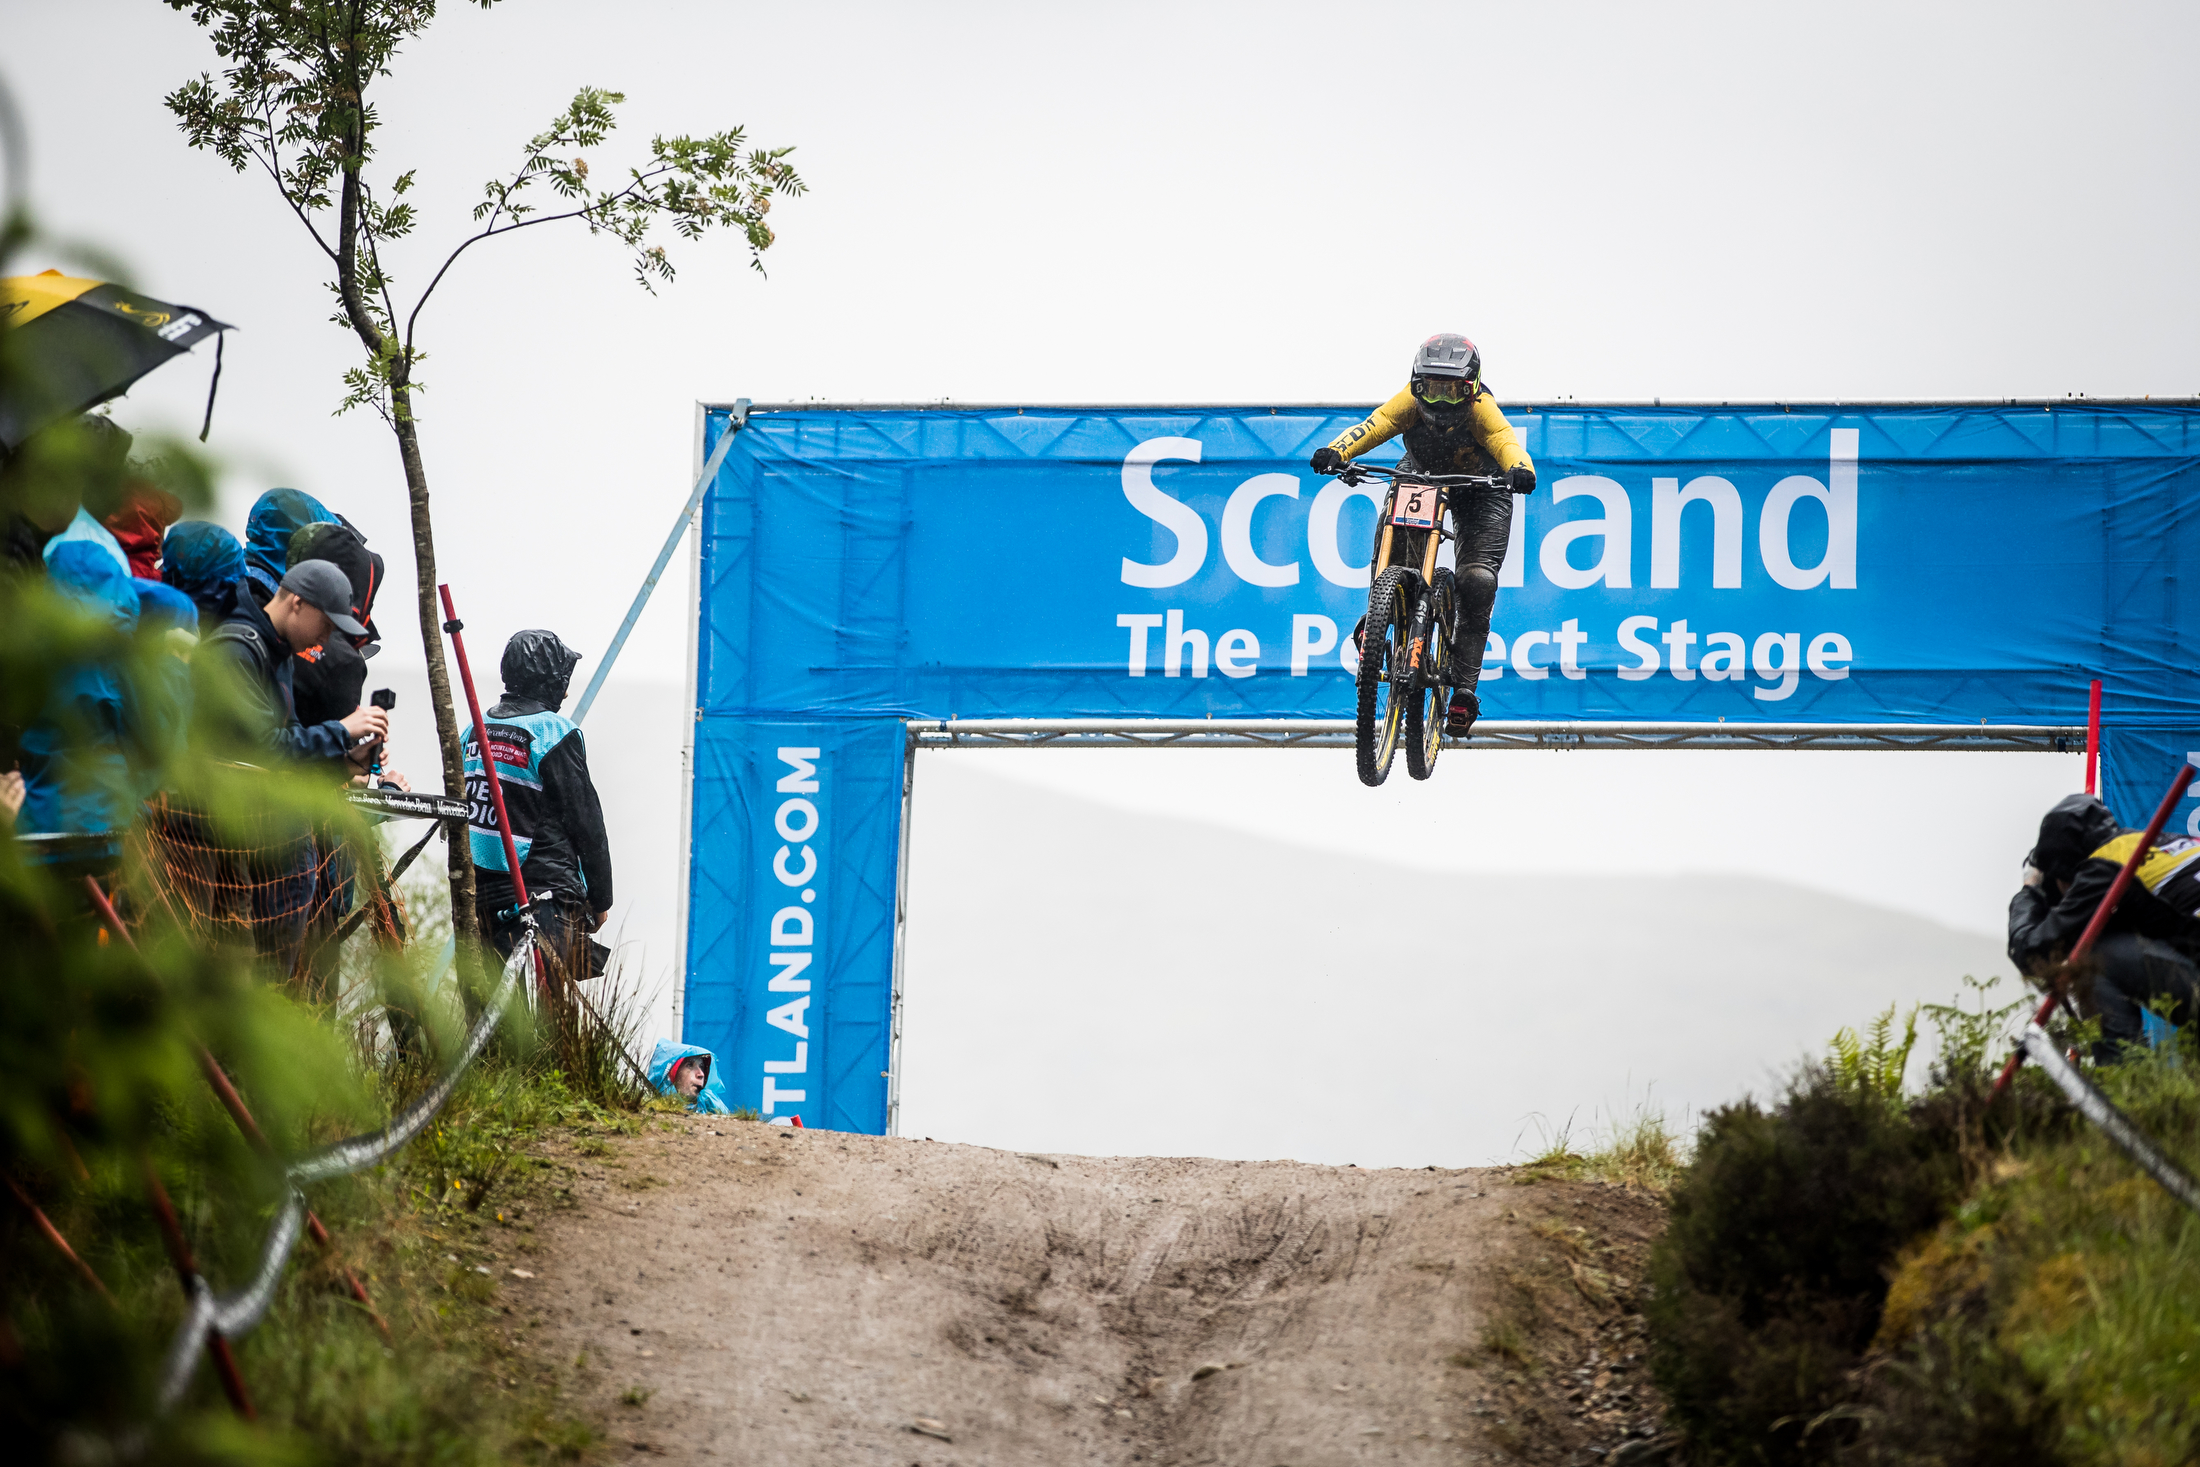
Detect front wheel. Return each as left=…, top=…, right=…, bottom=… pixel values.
left=1356, top=567, right=1414, bottom=786
left=1404, top=568, right=1454, bottom=781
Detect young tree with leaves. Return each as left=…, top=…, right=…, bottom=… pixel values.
left=164, top=0, right=801, bottom=943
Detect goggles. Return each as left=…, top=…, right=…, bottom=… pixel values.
left=1413, top=375, right=1475, bottom=404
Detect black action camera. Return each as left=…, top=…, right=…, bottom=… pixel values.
left=365, top=688, right=397, bottom=781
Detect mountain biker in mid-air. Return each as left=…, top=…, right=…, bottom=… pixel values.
left=1310, top=333, right=1536, bottom=736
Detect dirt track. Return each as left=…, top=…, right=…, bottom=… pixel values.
left=520, top=1118, right=1666, bottom=1465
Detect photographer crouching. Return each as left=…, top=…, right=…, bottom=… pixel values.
left=2010, top=792, right=2200, bottom=1063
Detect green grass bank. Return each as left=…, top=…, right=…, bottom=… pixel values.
left=1644, top=979, right=2200, bottom=1467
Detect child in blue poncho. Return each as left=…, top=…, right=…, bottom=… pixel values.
left=647, top=1038, right=731, bottom=1114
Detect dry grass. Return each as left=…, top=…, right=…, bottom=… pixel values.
left=1517, top=1100, right=1688, bottom=1193
left=1478, top=1316, right=1534, bottom=1366
left=1530, top=1218, right=1593, bottom=1258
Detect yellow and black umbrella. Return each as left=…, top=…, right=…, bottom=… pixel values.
left=0, top=270, right=232, bottom=452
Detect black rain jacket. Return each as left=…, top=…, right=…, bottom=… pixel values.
left=203, top=588, right=353, bottom=763
left=2008, top=793, right=2200, bottom=973
left=470, top=633, right=607, bottom=915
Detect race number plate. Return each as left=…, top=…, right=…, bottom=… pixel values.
left=1390, top=482, right=1438, bottom=529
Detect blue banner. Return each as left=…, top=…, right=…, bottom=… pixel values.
left=2101, top=728, right=2200, bottom=840
left=686, top=402, right=2200, bottom=1130
left=683, top=716, right=903, bottom=1131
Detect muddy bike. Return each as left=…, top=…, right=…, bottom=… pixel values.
left=1329, top=462, right=1512, bottom=786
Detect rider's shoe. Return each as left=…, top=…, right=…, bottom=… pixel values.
left=1445, top=690, right=1480, bottom=736
left=1351, top=615, right=1366, bottom=657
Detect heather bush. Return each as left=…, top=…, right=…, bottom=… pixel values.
left=1646, top=1068, right=1964, bottom=1464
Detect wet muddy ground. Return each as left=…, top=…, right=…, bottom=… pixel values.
left=518, top=1117, right=1669, bottom=1465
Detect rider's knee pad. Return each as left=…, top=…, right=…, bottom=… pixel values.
left=1455, top=564, right=1498, bottom=615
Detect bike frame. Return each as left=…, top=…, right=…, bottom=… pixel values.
left=1347, top=463, right=1510, bottom=585
left=1332, top=462, right=1512, bottom=784
left=1372, top=485, right=1447, bottom=588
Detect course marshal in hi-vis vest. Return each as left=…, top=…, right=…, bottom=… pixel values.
left=462, top=708, right=577, bottom=872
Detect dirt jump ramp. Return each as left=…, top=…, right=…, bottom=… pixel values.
left=526, top=1116, right=1665, bottom=1464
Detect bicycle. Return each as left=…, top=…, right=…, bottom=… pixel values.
left=1325, top=461, right=1512, bottom=786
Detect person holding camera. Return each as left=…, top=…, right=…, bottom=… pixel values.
left=203, top=558, right=411, bottom=975
left=204, top=559, right=389, bottom=768
left=284, top=519, right=384, bottom=734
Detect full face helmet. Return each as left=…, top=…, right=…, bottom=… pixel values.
left=1410, top=333, right=1482, bottom=406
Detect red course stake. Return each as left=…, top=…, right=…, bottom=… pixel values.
left=5, top=1175, right=113, bottom=1302
left=439, top=584, right=560, bottom=1006
left=83, top=878, right=390, bottom=1339
left=2085, top=679, right=2103, bottom=796
left=1994, top=761, right=2198, bottom=1098
left=142, top=1156, right=254, bottom=1418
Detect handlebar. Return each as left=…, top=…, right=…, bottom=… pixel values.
left=1330, top=462, right=1511, bottom=491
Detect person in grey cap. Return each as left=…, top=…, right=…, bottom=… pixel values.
left=204, top=557, right=399, bottom=769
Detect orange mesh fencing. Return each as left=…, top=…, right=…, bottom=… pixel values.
left=128, top=792, right=412, bottom=1000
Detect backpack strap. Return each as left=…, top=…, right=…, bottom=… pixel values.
left=205, top=622, right=263, bottom=655
left=204, top=622, right=278, bottom=683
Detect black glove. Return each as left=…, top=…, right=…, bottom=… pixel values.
left=1310, top=446, right=1345, bottom=475
left=1508, top=463, right=1537, bottom=495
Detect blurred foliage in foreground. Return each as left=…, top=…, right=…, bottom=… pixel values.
left=2, top=271, right=643, bottom=1465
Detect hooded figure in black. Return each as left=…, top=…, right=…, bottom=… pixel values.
left=2009, top=792, right=2200, bottom=1062
left=461, top=629, right=614, bottom=968
left=286, top=519, right=384, bottom=730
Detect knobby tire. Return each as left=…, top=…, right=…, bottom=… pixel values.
left=1404, top=568, right=1454, bottom=781
left=1356, top=567, right=1413, bottom=787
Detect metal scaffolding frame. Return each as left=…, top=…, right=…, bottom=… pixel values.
left=905, top=719, right=2086, bottom=755
left=717, top=397, right=2196, bottom=413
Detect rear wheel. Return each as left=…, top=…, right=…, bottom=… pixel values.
left=1404, top=569, right=1454, bottom=781
left=1355, top=567, right=1414, bottom=786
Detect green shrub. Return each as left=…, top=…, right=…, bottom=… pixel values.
left=1847, top=1031, right=2200, bottom=1467
left=0, top=383, right=630, bottom=1466
left=1828, top=1005, right=1919, bottom=1106
left=1647, top=1068, right=1964, bottom=1465
left=1835, top=1310, right=2066, bottom=1466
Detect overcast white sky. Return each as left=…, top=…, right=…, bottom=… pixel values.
left=10, top=1, right=2193, bottom=1152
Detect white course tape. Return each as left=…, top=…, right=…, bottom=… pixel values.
left=2016, top=1021, right=2200, bottom=1214
left=153, top=932, right=533, bottom=1414
left=288, top=943, right=528, bottom=1185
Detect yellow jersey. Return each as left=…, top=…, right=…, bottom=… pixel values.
left=1325, top=387, right=1532, bottom=478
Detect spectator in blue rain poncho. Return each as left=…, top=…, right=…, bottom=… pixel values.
left=18, top=542, right=138, bottom=834
left=648, top=1038, right=732, bottom=1114
left=42, top=506, right=129, bottom=579
left=133, top=579, right=199, bottom=645
left=125, top=579, right=198, bottom=800
left=161, top=520, right=246, bottom=630
left=241, top=488, right=337, bottom=603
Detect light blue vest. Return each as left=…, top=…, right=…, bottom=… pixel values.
left=461, top=707, right=576, bottom=873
